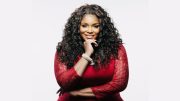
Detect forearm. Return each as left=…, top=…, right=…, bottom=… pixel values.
left=73, top=39, right=97, bottom=76
left=73, top=39, right=95, bottom=76
left=74, top=57, right=89, bottom=76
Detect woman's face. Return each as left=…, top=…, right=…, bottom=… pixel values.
left=80, top=14, right=100, bottom=41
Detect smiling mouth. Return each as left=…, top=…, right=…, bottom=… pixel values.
left=86, top=35, right=94, bottom=39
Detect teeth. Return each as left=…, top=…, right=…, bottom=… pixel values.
left=86, top=35, right=93, bottom=38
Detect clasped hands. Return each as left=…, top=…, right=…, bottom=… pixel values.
left=69, top=87, right=95, bottom=97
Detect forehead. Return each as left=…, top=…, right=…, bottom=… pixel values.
left=81, top=14, right=100, bottom=24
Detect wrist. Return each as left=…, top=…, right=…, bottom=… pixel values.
left=82, top=53, right=94, bottom=65
left=84, top=52, right=92, bottom=56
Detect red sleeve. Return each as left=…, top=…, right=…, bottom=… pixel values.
left=54, top=51, right=81, bottom=91
left=91, top=45, right=129, bottom=99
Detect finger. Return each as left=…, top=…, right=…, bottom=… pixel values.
left=89, top=39, right=98, bottom=46
left=91, top=41, right=98, bottom=47
left=84, top=39, right=94, bottom=44
left=84, top=39, right=97, bottom=46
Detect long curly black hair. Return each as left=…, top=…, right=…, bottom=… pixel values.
left=56, top=4, right=123, bottom=69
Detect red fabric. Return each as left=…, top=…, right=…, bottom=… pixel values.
left=54, top=45, right=129, bottom=101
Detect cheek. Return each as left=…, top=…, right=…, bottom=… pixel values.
left=94, top=29, right=100, bottom=35
left=80, top=27, right=86, bottom=33
left=79, top=27, right=85, bottom=36
left=79, top=32, right=86, bottom=40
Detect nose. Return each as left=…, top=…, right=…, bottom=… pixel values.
left=87, top=27, right=93, bottom=34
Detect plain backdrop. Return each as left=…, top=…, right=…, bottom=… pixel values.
left=0, top=0, right=180, bottom=101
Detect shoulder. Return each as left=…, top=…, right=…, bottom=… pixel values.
left=119, top=44, right=126, bottom=51
left=118, top=44, right=127, bottom=56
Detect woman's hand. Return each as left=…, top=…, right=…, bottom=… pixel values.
left=69, top=90, right=80, bottom=96
left=83, top=39, right=98, bottom=56
left=69, top=88, right=95, bottom=97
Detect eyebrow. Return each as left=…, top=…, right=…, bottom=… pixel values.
left=81, top=23, right=100, bottom=25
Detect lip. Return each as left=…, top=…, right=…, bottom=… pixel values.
left=85, top=35, right=94, bottom=39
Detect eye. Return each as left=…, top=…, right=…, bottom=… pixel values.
left=94, top=25, right=100, bottom=28
left=81, top=25, right=87, bottom=28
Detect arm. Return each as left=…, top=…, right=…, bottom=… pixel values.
left=91, top=45, right=129, bottom=99
left=69, top=45, right=129, bottom=98
left=54, top=39, right=98, bottom=91
left=54, top=51, right=89, bottom=91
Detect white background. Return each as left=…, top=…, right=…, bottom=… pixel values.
left=0, top=0, right=179, bottom=101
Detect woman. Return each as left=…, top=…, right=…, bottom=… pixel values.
left=54, top=4, right=129, bottom=101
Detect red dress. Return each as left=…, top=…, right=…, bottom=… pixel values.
left=54, top=45, right=129, bottom=101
